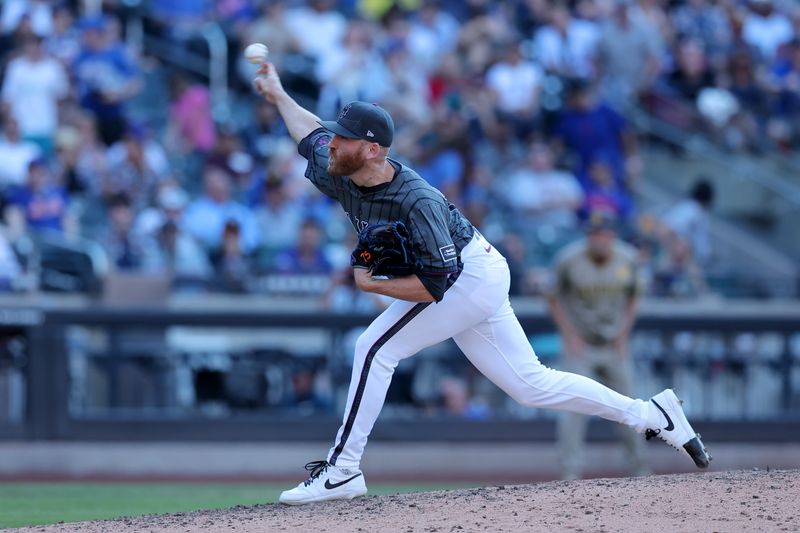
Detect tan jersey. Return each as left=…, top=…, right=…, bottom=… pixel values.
left=549, top=238, right=643, bottom=344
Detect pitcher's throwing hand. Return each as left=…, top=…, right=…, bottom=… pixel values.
left=253, top=63, right=283, bottom=104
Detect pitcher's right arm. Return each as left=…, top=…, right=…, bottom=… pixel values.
left=254, top=63, right=320, bottom=144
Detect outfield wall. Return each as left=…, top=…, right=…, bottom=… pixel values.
left=1, top=296, right=799, bottom=443
left=1, top=442, right=799, bottom=482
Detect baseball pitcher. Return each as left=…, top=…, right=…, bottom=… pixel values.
left=252, top=62, right=711, bottom=506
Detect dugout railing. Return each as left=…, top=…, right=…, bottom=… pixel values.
left=1, top=299, right=799, bottom=442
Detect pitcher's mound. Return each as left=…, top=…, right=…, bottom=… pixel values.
left=18, top=469, right=800, bottom=533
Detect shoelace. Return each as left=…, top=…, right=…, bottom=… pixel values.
left=645, top=428, right=661, bottom=440
left=303, top=460, right=329, bottom=487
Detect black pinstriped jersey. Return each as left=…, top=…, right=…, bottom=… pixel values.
left=298, top=128, right=475, bottom=299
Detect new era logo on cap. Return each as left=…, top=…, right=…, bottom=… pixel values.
left=319, top=101, right=395, bottom=147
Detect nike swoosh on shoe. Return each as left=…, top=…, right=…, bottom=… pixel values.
left=651, top=399, right=675, bottom=431
left=324, top=473, right=363, bottom=490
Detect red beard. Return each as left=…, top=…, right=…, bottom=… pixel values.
left=327, top=148, right=365, bottom=177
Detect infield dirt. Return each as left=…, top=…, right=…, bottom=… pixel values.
left=13, top=468, right=799, bottom=532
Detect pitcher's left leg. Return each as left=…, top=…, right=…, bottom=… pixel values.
left=452, top=300, right=711, bottom=468
left=453, top=301, right=655, bottom=431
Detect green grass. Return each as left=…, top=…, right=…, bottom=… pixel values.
left=0, top=482, right=477, bottom=529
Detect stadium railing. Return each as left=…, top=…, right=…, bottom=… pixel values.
left=1, top=297, right=798, bottom=443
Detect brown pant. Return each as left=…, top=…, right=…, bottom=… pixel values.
left=557, top=344, right=649, bottom=479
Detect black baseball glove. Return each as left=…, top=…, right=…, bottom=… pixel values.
left=351, top=221, right=420, bottom=277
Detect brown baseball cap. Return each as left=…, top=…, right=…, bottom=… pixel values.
left=584, top=209, right=619, bottom=232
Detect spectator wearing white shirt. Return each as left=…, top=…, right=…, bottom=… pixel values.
left=486, top=44, right=543, bottom=139
left=241, top=3, right=296, bottom=70
left=534, top=4, right=600, bottom=79
left=1, top=35, right=68, bottom=155
left=285, top=0, right=347, bottom=62
left=1, top=0, right=52, bottom=36
left=378, top=41, right=431, bottom=128
left=487, top=44, right=543, bottom=114
left=742, top=0, right=793, bottom=61
left=503, top=142, right=584, bottom=230
left=254, top=178, right=304, bottom=256
left=406, top=3, right=460, bottom=73
left=0, top=115, right=41, bottom=190
left=133, top=183, right=190, bottom=240
left=315, top=21, right=389, bottom=119
left=662, top=178, right=715, bottom=266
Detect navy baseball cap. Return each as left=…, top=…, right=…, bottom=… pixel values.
left=319, top=101, right=394, bottom=147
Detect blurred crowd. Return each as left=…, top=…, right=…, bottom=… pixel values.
left=5, top=0, right=792, bottom=302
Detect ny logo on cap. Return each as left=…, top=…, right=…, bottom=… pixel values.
left=366, top=130, right=374, bottom=137
left=338, top=104, right=353, bottom=120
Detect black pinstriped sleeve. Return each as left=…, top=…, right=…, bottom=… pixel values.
left=417, top=272, right=449, bottom=302
left=408, top=200, right=459, bottom=274
left=298, top=127, right=338, bottom=199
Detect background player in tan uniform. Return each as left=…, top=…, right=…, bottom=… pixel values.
left=548, top=210, right=648, bottom=479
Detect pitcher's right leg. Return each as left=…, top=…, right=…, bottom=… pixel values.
left=280, top=258, right=509, bottom=505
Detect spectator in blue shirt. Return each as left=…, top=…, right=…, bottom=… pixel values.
left=553, top=79, right=634, bottom=186
left=579, top=156, right=633, bottom=223
left=272, top=218, right=332, bottom=275
left=5, top=158, right=69, bottom=234
left=183, top=165, right=260, bottom=254
left=769, top=39, right=800, bottom=147
left=71, top=14, right=141, bottom=146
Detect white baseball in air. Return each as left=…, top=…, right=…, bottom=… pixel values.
left=244, top=43, right=269, bottom=64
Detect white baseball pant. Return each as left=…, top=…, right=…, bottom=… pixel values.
left=328, top=232, right=657, bottom=468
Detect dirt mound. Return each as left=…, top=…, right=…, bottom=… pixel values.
left=15, top=469, right=799, bottom=533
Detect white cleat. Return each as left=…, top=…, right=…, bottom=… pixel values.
left=279, top=460, right=367, bottom=506
left=646, top=389, right=712, bottom=469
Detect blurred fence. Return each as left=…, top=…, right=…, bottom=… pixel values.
left=1, top=298, right=799, bottom=442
